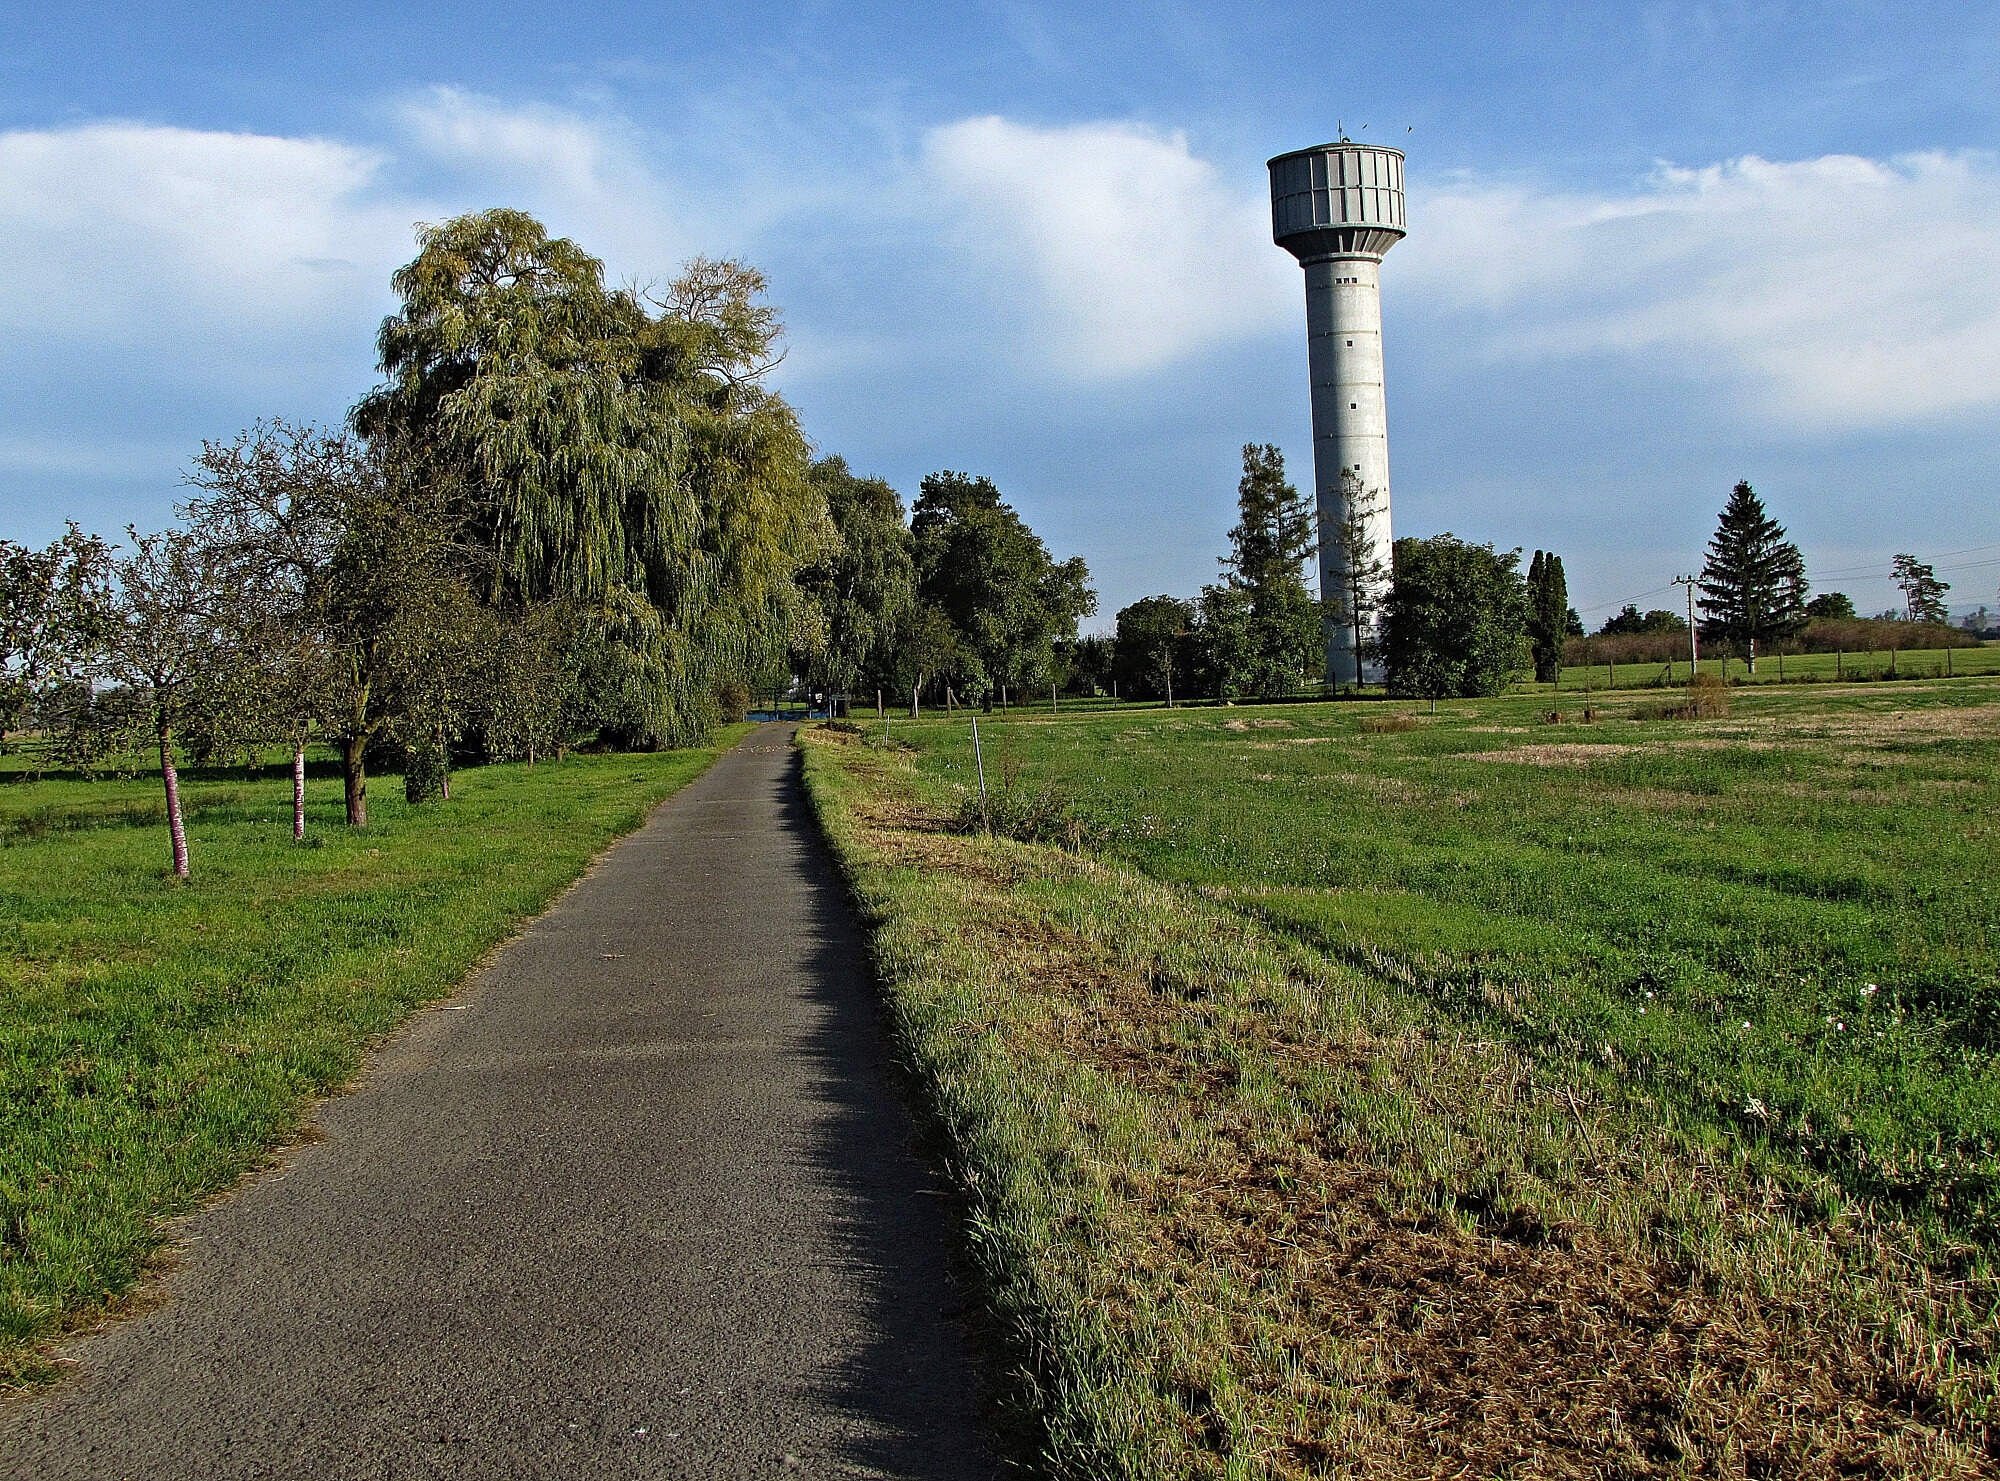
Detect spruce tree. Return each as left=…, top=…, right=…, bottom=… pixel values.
left=1696, top=481, right=1807, bottom=672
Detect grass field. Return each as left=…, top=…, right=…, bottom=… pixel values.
left=0, top=733, right=742, bottom=1385
left=1552, top=644, right=2000, bottom=691
left=802, top=680, right=2000, bottom=1478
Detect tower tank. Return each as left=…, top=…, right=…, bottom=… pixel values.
left=1269, top=140, right=1406, bottom=687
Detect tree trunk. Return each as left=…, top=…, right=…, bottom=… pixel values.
left=342, top=734, right=367, bottom=826
left=159, top=718, right=190, bottom=878
left=291, top=742, right=307, bottom=843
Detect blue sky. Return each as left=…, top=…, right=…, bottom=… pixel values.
left=5, top=1, right=1999, bottom=624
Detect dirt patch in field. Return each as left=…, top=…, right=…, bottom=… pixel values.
left=1222, top=718, right=1295, bottom=732
left=1810, top=703, right=2000, bottom=744
left=1009, top=890, right=1989, bottom=1479
left=1480, top=742, right=1643, bottom=766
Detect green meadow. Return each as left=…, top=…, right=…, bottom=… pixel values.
left=1551, top=643, right=2000, bottom=690
left=0, top=735, right=740, bottom=1383
left=803, top=680, right=2000, bottom=1478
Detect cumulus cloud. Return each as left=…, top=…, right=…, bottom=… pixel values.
left=920, top=116, right=1295, bottom=376
left=917, top=117, right=2000, bottom=427
left=392, top=87, right=697, bottom=282
left=0, top=120, right=417, bottom=363
left=1399, top=150, right=2000, bottom=427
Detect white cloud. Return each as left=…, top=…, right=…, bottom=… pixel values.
left=391, top=87, right=696, bottom=284
left=917, top=117, right=2000, bottom=427
left=920, top=116, right=1294, bottom=376
left=0, top=120, right=418, bottom=364
left=1399, top=150, right=2000, bottom=427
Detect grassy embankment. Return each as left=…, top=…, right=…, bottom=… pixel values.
left=0, top=732, right=744, bottom=1385
left=801, top=682, right=2000, bottom=1479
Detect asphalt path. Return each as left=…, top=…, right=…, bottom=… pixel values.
left=3, top=727, right=1000, bottom=1480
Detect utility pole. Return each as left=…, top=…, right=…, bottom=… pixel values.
left=1673, top=574, right=1699, bottom=679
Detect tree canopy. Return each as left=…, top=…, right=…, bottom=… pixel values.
left=1113, top=595, right=1196, bottom=701
left=1205, top=445, right=1322, bottom=696
left=1380, top=535, right=1529, bottom=702
left=1324, top=470, right=1387, bottom=691
left=911, top=471, right=1095, bottom=702
left=354, top=210, right=825, bottom=744
left=793, top=456, right=916, bottom=699
left=1891, top=554, right=1951, bottom=624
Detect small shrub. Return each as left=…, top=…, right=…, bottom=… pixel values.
left=951, top=781, right=1097, bottom=850
left=714, top=678, right=751, bottom=724
left=1360, top=713, right=1420, bottom=735
left=404, top=742, right=448, bottom=804
left=1632, top=673, right=1731, bottom=722
left=1686, top=672, right=1730, bottom=717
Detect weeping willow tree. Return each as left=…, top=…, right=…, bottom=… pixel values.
left=354, top=210, right=827, bottom=746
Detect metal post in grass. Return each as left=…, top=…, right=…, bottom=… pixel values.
left=1051, top=681, right=1057, bottom=713
left=970, top=717, right=991, bottom=835
left=876, top=688, right=883, bottom=721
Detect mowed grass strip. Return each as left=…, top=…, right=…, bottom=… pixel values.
left=0, top=732, right=743, bottom=1384
left=801, top=692, right=1999, bottom=1479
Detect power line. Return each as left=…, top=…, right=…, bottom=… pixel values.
left=1577, top=581, right=1678, bottom=616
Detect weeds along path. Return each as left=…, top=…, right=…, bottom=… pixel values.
left=799, top=718, right=2000, bottom=1480
left=2, top=727, right=999, bottom=1481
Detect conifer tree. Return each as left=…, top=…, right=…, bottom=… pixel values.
left=1325, top=469, right=1387, bottom=690
left=1891, top=554, right=1951, bottom=624
left=1697, top=481, right=1807, bottom=672
left=1526, top=549, right=1569, bottom=684
left=1208, top=444, right=1321, bottom=695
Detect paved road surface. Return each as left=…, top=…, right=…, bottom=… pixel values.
left=3, top=727, right=999, bottom=1480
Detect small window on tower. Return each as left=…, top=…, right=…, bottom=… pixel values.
left=1346, top=339, right=1354, bottom=346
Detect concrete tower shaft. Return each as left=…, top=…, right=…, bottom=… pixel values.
left=1269, top=142, right=1406, bottom=688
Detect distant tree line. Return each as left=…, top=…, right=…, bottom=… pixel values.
left=1567, top=484, right=1979, bottom=668
left=0, top=209, right=1095, bottom=875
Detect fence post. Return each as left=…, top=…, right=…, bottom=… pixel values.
left=970, top=717, right=990, bottom=835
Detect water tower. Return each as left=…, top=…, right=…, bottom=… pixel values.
left=1269, top=139, right=1406, bottom=687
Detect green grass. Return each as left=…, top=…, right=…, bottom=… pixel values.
left=0, top=732, right=744, bottom=1383
left=1551, top=642, right=2000, bottom=690
left=918, top=682, right=2000, bottom=1239
left=802, top=682, right=2000, bottom=1478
